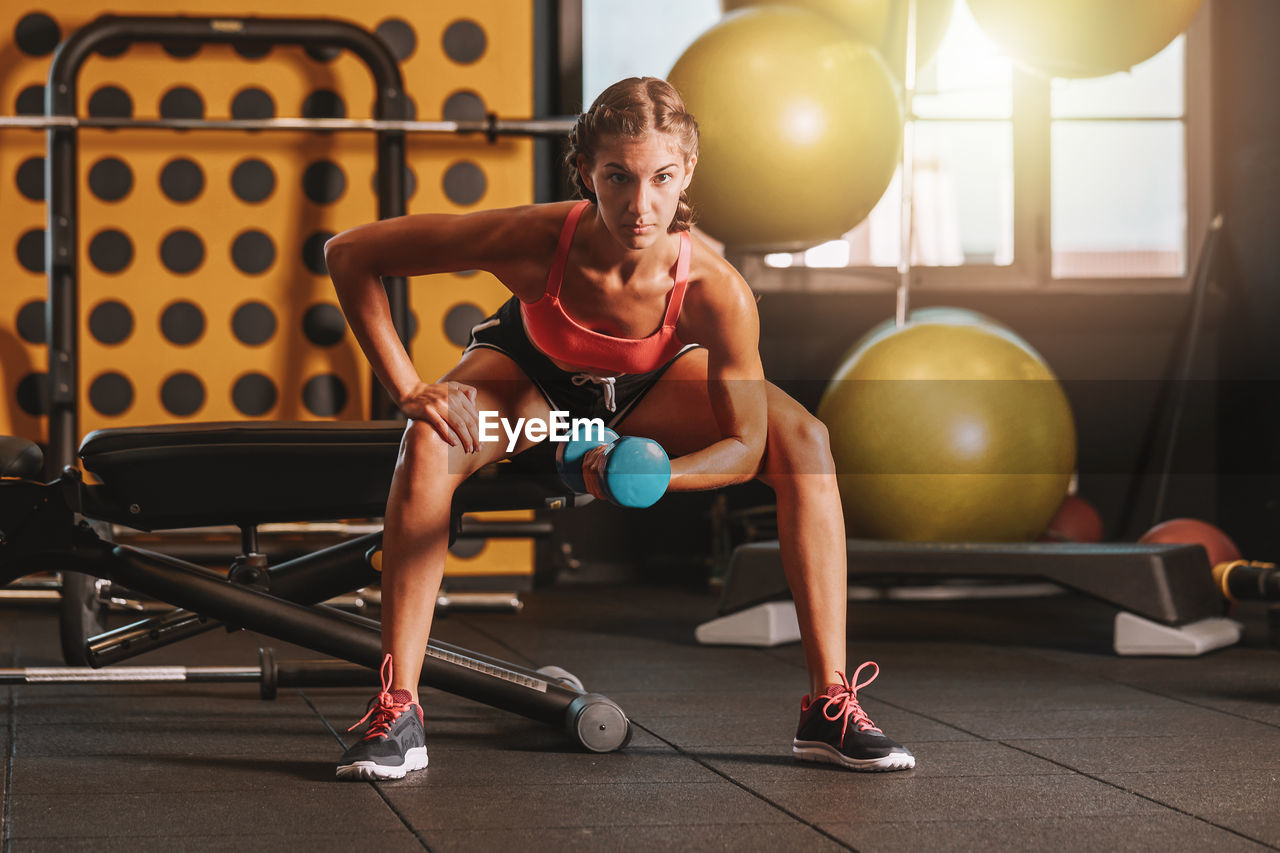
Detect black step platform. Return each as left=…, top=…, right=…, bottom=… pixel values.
left=720, top=540, right=1223, bottom=626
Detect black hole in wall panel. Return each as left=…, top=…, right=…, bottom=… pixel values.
left=443, top=161, right=487, bottom=206
left=16, top=229, right=44, bottom=274
left=161, top=373, right=205, bottom=416
left=231, top=231, right=276, bottom=275
left=376, top=18, right=417, bottom=62
left=159, top=86, right=205, bottom=120
left=302, top=304, right=346, bottom=347
left=231, top=159, right=275, bottom=203
left=444, top=303, right=487, bottom=347
left=17, top=157, right=44, bottom=201
left=371, top=166, right=417, bottom=201
left=302, top=231, right=334, bottom=275
left=302, top=374, right=348, bottom=417
left=88, top=157, right=133, bottom=202
left=449, top=538, right=486, bottom=559
left=234, top=42, right=271, bottom=60
left=88, top=86, right=133, bottom=118
left=302, top=161, right=346, bottom=204
left=89, top=300, right=134, bottom=345
left=16, top=372, right=49, bottom=416
left=305, top=45, right=341, bottom=63
left=442, top=20, right=486, bottom=64
left=160, top=158, right=204, bottom=202
left=160, top=230, right=205, bottom=274
left=88, top=230, right=133, bottom=274
left=17, top=301, right=45, bottom=344
left=161, top=41, right=200, bottom=58
left=89, top=372, right=133, bottom=416
left=231, top=88, right=275, bottom=120
left=15, top=85, right=44, bottom=116
left=301, top=90, right=346, bottom=119
left=233, top=373, right=277, bottom=416
left=442, top=90, right=486, bottom=122
left=232, top=302, right=277, bottom=345
left=96, top=39, right=128, bottom=57
left=161, top=301, right=205, bottom=345
left=15, top=13, right=60, bottom=57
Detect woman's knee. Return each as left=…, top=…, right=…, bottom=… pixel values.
left=395, top=420, right=468, bottom=488
left=766, top=409, right=834, bottom=476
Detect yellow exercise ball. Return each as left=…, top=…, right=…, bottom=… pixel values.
left=817, top=321, right=1076, bottom=542
left=723, top=0, right=953, bottom=78
left=965, top=0, right=1204, bottom=78
left=668, top=6, right=903, bottom=251
left=844, top=306, right=1038, bottom=368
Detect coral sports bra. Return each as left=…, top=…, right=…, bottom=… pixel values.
left=521, top=200, right=691, bottom=375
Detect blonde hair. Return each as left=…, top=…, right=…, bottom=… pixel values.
left=565, top=77, right=699, bottom=233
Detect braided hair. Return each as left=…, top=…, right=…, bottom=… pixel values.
left=565, top=77, right=699, bottom=233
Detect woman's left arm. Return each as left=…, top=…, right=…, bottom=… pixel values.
left=666, top=267, right=768, bottom=491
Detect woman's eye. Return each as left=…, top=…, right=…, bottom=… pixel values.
left=608, top=173, right=628, bottom=184
left=654, top=174, right=673, bottom=184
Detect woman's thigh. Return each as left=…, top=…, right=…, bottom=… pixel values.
left=613, top=348, right=813, bottom=473
left=416, top=347, right=554, bottom=477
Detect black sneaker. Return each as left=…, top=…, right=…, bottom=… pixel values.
left=336, top=655, right=428, bottom=781
left=793, top=661, right=915, bottom=772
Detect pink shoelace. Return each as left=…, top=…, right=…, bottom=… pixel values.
left=818, top=661, right=884, bottom=745
left=348, top=653, right=412, bottom=741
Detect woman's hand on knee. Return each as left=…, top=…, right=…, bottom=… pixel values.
left=400, top=380, right=481, bottom=453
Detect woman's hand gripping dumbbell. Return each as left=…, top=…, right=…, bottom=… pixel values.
left=554, top=427, right=671, bottom=508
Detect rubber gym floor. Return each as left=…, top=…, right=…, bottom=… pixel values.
left=2, top=583, right=1278, bottom=852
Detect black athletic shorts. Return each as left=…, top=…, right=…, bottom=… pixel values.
left=463, top=296, right=703, bottom=428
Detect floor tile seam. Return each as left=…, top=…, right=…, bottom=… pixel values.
left=4, top=652, right=17, bottom=853
left=1000, top=740, right=1280, bottom=850
left=1021, top=649, right=1280, bottom=733
left=451, top=621, right=547, bottom=672
left=624, top=720, right=859, bottom=852
left=299, top=690, right=432, bottom=852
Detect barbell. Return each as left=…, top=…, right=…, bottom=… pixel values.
left=0, top=113, right=576, bottom=138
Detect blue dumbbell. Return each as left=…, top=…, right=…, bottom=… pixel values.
left=555, top=429, right=670, bottom=508
left=596, top=436, right=671, bottom=508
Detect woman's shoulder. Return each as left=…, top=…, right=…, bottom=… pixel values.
left=678, top=229, right=758, bottom=335
left=486, top=200, right=583, bottom=242
left=685, top=230, right=753, bottom=303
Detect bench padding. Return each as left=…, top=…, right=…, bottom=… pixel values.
left=78, top=421, right=571, bottom=530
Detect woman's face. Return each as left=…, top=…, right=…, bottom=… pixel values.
left=579, top=129, right=696, bottom=252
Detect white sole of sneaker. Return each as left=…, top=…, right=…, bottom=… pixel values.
left=793, top=740, right=915, bottom=772
left=336, top=746, right=429, bottom=781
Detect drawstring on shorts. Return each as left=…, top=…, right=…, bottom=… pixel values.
left=571, top=373, right=617, bottom=413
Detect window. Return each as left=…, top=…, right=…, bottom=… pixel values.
left=580, top=0, right=1207, bottom=290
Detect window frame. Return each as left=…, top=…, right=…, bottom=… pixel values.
left=721, top=0, right=1214, bottom=296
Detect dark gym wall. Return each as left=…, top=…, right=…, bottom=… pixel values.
left=1213, top=0, right=1280, bottom=559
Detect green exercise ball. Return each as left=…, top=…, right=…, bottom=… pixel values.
left=668, top=6, right=903, bottom=251
left=966, top=0, right=1203, bottom=78
left=817, top=322, right=1076, bottom=542
left=721, top=0, right=954, bottom=77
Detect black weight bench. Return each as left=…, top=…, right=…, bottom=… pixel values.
left=0, top=421, right=629, bottom=753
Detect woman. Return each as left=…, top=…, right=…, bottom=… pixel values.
left=325, top=77, right=914, bottom=779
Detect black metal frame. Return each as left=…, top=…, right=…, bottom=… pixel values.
left=44, top=15, right=412, bottom=462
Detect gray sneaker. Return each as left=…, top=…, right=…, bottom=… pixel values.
left=792, top=662, right=915, bottom=772
left=336, top=656, right=428, bottom=781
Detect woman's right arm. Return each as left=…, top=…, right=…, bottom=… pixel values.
left=323, top=206, right=547, bottom=448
